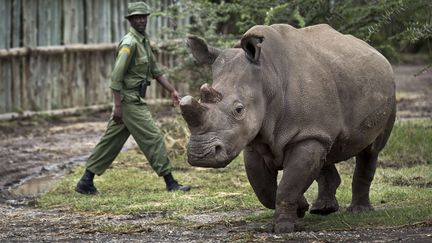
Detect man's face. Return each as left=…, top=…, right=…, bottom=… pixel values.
left=128, top=15, right=148, bottom=33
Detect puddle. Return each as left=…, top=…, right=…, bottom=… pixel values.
left=8, top=137, right=137, bottom=198
left=8, top=155, right=88, bottom=197
left=11, top=175, right=60, bottom=196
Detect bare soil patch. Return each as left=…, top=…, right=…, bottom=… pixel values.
left=0, top=64, right=431, bottom=242
left=394, top=64, right=432, bottom=119
left=1, top=206, right=431, bottom=242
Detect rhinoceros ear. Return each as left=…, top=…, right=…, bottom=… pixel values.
left=187, top=35, right=221, bottom=65
left=240, top=34, right=264, bottom=63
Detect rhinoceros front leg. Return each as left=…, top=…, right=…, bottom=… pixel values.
left=244, top=146, right=277, bottom=209
left=274, top=140, right=326, bottom=233
left=310, top=164, right=341, bottom=215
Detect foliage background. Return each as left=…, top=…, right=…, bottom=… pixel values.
left=154, top=0, right=432, bottom=94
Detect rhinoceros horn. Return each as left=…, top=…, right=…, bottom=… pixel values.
left=200, top=83, right=222, bottom=103
left=180, top=96, right=208, bottom=127
left=240, top=34, right=264, bottom=63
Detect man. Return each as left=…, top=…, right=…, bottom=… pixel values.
left=75, top=1, right=191, bottom=194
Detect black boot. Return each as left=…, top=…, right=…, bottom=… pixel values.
left=163, top=173, right=191, bottom=192
left=75, top=169, right=98, bottom=195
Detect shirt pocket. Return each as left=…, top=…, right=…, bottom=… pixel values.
left=134, top=56, right=150, bottom=77
left=135, top=56, right=149, bottom=66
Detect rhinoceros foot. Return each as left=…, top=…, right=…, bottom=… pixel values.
left=310, top=198, right=339, bottom=215
left=347, top=204, right=374, bottom=213
left=258, top=220, right=275, bottom=233
left=274, top=220, right=305, bottom=233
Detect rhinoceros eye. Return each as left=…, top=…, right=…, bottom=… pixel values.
left=235, top=105, right=244, bottom=114
left=232, top=103, right=245, bottom=120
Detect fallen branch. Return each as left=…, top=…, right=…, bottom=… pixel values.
left=414, top=63, right=432, bottom=77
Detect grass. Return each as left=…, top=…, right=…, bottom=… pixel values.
left=39, top=153, right=261, bottom=215
left=38, top=118, right=432, bottom=232
left=381, top=118, right=432, bottom=166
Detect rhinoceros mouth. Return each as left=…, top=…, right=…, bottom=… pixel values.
left=186, top=135, right=232, bottom=168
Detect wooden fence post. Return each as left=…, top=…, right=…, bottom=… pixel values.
left=0, top=0, right=188, bottom=114
left=63, top=0, right=85, bottom=44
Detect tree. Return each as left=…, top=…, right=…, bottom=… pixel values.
left=158, top=0, right=431, bottom=91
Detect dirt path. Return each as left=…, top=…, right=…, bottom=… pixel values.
left=0, top=64, right=431, bottom=242
left=1, top=206, right=431, bottom=242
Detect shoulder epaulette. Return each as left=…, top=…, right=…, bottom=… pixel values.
left=119, top=33, right=136, bottom=47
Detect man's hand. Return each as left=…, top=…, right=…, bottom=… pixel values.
left=155, top=76, right=181, bottom=106
left=171, top=91, right=180, bottom=106
left=113, top=105, right=123, bottom=123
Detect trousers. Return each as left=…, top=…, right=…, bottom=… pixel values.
left=85, top=97, right=171, bottom=177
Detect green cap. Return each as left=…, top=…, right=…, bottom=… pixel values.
left=125, top=2, right=151, bottom=18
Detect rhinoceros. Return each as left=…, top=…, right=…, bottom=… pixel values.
left=180, top=24, right=396, bottom=233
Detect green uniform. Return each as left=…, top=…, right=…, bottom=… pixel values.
left=86, top=27, right=171, bottom=177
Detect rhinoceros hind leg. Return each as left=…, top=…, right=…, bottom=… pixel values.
left=348, top=110, right=394, bottom=213
left=310, top=164, right=341, bottom=215
left=244, top=146, right=277, bottom=209
left=348, top=105, right=395, bottom=213
left=347, top=146, right=378, bottom=213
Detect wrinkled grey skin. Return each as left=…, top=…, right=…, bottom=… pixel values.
left=180, top=24, right=396, bottom=233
